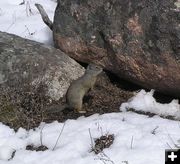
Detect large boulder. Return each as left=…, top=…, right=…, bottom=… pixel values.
left=0, top=31, right=84, bottom=113
left=0, top=31, right=85, bottom=128
left=53, top=0, right=180, bottom=97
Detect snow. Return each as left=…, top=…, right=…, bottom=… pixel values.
left=0, top=0, right=56, bottom=45
left=0, top=113, right=180, bottom=164
left=0, top=146, right=15, bottom=161
left=0, top=0, right=180, bottom=164
left=120, top=90, right=180, bottom=120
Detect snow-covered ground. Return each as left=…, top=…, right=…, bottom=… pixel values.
left=0, top=0, right=180, bottom=164
left=121, top=90, right=180, bottom=120
left=0, top=113, right=180, bottom=164
left=0, top=0, right=56, bottom=45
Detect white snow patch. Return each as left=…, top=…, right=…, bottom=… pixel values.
left=0, top=146, right=15, bottom=161
left=0, top=0, right=56, bottom=45
left=0, top=113, right=180, bottom=164
left=120, top=90, right=180, bottom=120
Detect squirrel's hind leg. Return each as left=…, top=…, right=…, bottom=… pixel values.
left=74, top=101, right=86, bottom=114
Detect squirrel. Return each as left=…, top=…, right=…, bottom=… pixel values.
left=45, top=63, right=103, bottom=114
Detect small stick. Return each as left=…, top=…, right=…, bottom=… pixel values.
left=35, top=3, right=53, bottom=30
left=53, top=123, right=66, bottom=150
left=166, top=142, right=173, bottom=149
left=130, top=136, right=134, bottom=149
left=151, top=126, right=159, bottom=135
left=40, top=124, right=45, bottom=146
left=167, top=133, right=180, bottom=148
left=88, top=128, right=94, bottom=149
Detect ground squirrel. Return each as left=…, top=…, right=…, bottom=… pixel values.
left=46, top=63, right=103, bottom=114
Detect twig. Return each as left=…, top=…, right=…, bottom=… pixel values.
left=25, top=25, right=35, bottom=35
left=95, top=157, right=111, bottom=164
left=89, top=128, right=94, bottom=149
left=40, top=124, right=45, bottom=146
left=101, top=152, right=115, bottom=164
left=151, top=126, right=159, bottom=135
left=26, top=1, right=33, bottom=16
left=130, top=136, right=133, bottom=149
left=96, top=121, right=103, bottom=136
left=167, top=133, right=180, bottom=148
left=100, top=127, right=103, bottom=136
left=6, top=12, right=16, bottom=31
left=166, top=142, right=173, bottom=149
left=95, top=151, right=115, bottom=164
left=35, top=3, right=53, bottom=30
left=53, top=123, right=66, bottom=150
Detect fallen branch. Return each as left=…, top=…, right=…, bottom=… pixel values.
left=35, top=3, right=53, bottom=30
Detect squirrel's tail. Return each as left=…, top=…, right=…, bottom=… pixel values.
left=44, top=104, right=69, bottom=114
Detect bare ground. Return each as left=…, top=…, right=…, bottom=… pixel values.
left=42, top=72, right=135, bottom=124
left=1, top=70, right=177, bottom=130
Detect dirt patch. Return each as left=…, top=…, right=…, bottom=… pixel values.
left=1, top=69, right=178, bottom=130
left=26, top=145, right=48, bottom=151
left=42, top=72, right=134, bottom=124
left=0, top=72, right=135, bottom=130
left=91, top=134, right=115, bottom=154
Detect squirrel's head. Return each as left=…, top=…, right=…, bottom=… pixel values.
left=86, top=63, right=103, bottom=76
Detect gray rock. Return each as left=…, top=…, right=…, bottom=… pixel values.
left=53, top=0, right=180, bottom=97
left=0, top=31, right=85, bottom=101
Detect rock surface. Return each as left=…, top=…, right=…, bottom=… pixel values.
left=0, top=32, right=84, bottom=101
left=53, top=0, right=180, bottom=97
left=0, top=31, right=85, bottom=128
